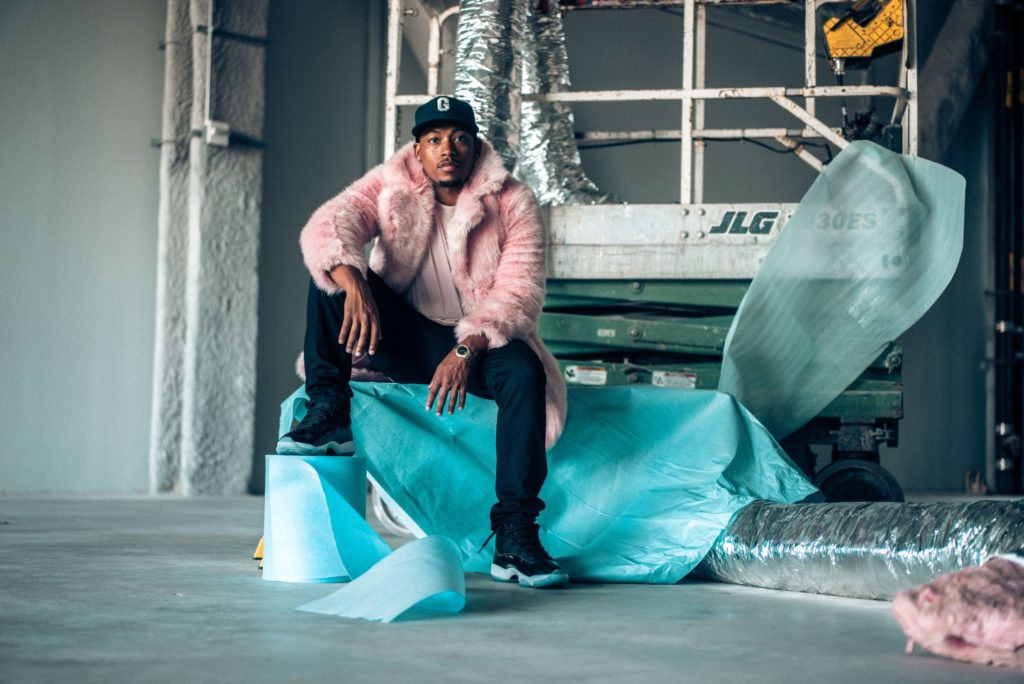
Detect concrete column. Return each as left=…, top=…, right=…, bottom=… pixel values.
left=918, top=0, right=994, bottom=162
left=150, top=0, right=193, bottom=493
left=152, top=0, right=267, bottom=494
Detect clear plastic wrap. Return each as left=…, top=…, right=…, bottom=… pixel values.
left=697, top=499, right=1024, bottom=600
left=718, top=141, right=966, bottom=439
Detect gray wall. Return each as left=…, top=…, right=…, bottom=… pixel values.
left=884, top=85, right=991, bottom=491
left=0, top=0, right=166, bottom=493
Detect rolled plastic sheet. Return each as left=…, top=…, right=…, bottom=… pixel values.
left=262, top=455, right=466, bottom=622
left=696, top=499, right=1024, bottom=600
left=519, top=4, right=616, bottom=204
left=343, top=382, right=818, bottom=583
left=719, top=141, right=966, bottom=439
left=298, top=536, right=466, bottom=623
left=262, top=455, right=390, bottom=582
left=454, top=0, right=526, bottom=171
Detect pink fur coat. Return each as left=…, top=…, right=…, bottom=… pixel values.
left=299, top=141, right=568, bottom=448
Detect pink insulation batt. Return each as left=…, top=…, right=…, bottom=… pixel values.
left=892, top=556, right=1024, bottom=669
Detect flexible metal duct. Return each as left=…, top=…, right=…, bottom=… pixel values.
left=454, top=0, right=613, bottom=203
left=520, top=3, right=615, bottom=204
left=453, top=0, right=526, bottom=172
left=696, top=499, right=1024, bottom=600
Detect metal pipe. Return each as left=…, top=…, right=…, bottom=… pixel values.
left=384, top=0, right=405, bottom=158
left=575, top=127, right=836, bottom=141
left=905, top=0, right=918, bottom=155
left=426, top=5, right=459, bottom=96
left=770, top=94, right=848, bottom=148
left=693, top=3, right=707, bottom=203
left=774, top=134, right=824, bottom=171
left=694, top=126, right=834, bottom=139
left=804, top=0, right=816, bottom=118
left=557, top=0, right=793, bottom=9
left=516, top=85, right=909, bottom=102
left=396, top=85, right=908, bottom=106
left=427, top=13, right=441, bottom=95
left=681, top=0, right=696, bottom=203
left=892, top=0, right=909, bottom=126
left=204, top=0, right=214, bottom=125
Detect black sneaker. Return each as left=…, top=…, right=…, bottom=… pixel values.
left=276, top=400, right=355, bottom=455
left=490, top=522, right=569, bottom=588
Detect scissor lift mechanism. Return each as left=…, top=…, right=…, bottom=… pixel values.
left=382, top=0, right=919, bottom=502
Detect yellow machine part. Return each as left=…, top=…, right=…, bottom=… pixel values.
left=824, top=0, right=904, bottom=60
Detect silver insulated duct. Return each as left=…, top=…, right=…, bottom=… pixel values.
left=519, top=4, right=614, bottom=204
left=454, top=0, right=613, bottom=204
left=697, top=500, right=1024, bottom=600
left=454, top=0, right=526, bottom=172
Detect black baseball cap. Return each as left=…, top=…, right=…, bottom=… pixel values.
left=412, top=95, right=479, bottom=138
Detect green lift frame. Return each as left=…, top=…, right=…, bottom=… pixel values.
left=541, top=278, right=906, bottom=501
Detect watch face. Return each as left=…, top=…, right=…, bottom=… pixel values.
left=455, top=344, right=471, bottom=358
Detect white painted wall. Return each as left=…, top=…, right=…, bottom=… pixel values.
left=0, top=0, right=166, bottom=493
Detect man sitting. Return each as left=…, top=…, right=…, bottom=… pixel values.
left=278, top=96, right=569, bottom=589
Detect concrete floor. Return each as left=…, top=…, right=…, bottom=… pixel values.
left=1, top=497, right=1020, bottom=684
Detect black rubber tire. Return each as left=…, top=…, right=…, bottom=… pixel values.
left=781, top=442, right=816, bottom=479
left=813, top=459, right=905, bottom=502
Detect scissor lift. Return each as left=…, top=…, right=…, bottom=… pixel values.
left=384, top=0, right=918, bottom=502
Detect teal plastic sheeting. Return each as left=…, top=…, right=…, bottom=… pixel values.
left=719, top=141, right=966, bottom=439
left=263, top=454, right=466, bottom=622
left=342, top=382, right=818, bottom=584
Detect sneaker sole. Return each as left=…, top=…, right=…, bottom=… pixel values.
left=276, top=438, right=355, bottom=456
left=490, top=563, right=569, bottom=588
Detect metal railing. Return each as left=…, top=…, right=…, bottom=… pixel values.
left=384, top=0, right=918, bottom=204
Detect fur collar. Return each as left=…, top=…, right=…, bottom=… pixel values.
left=380, top=139, right=509, bottom=198
left=375, top=140, right=511, bottom=291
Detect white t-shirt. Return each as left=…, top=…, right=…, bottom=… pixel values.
left=405, top=202, right=466, bottom=325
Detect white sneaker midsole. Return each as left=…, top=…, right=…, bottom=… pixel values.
left=490, top=563, right=568, bottom=588
left=276, top=438, right=355, bottom=455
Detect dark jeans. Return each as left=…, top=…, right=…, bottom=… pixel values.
left=303, top=272, right=548, bottom=529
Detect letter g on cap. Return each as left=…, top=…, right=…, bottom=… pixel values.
left=437, top=97, right=450, bottom=112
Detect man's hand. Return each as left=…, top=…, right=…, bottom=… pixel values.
left=330, top=265, right=380, bottom=356
left=426, top=334, right=488, bottom=415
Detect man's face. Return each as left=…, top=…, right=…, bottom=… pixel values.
left=414, top=125, right=480, bottom=189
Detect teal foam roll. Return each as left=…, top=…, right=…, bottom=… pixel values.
left=263, top=455, right=467, bottom=623
left=297, top=536, right=466, bottom=623
left=262, top=455, right=391, bottom=583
